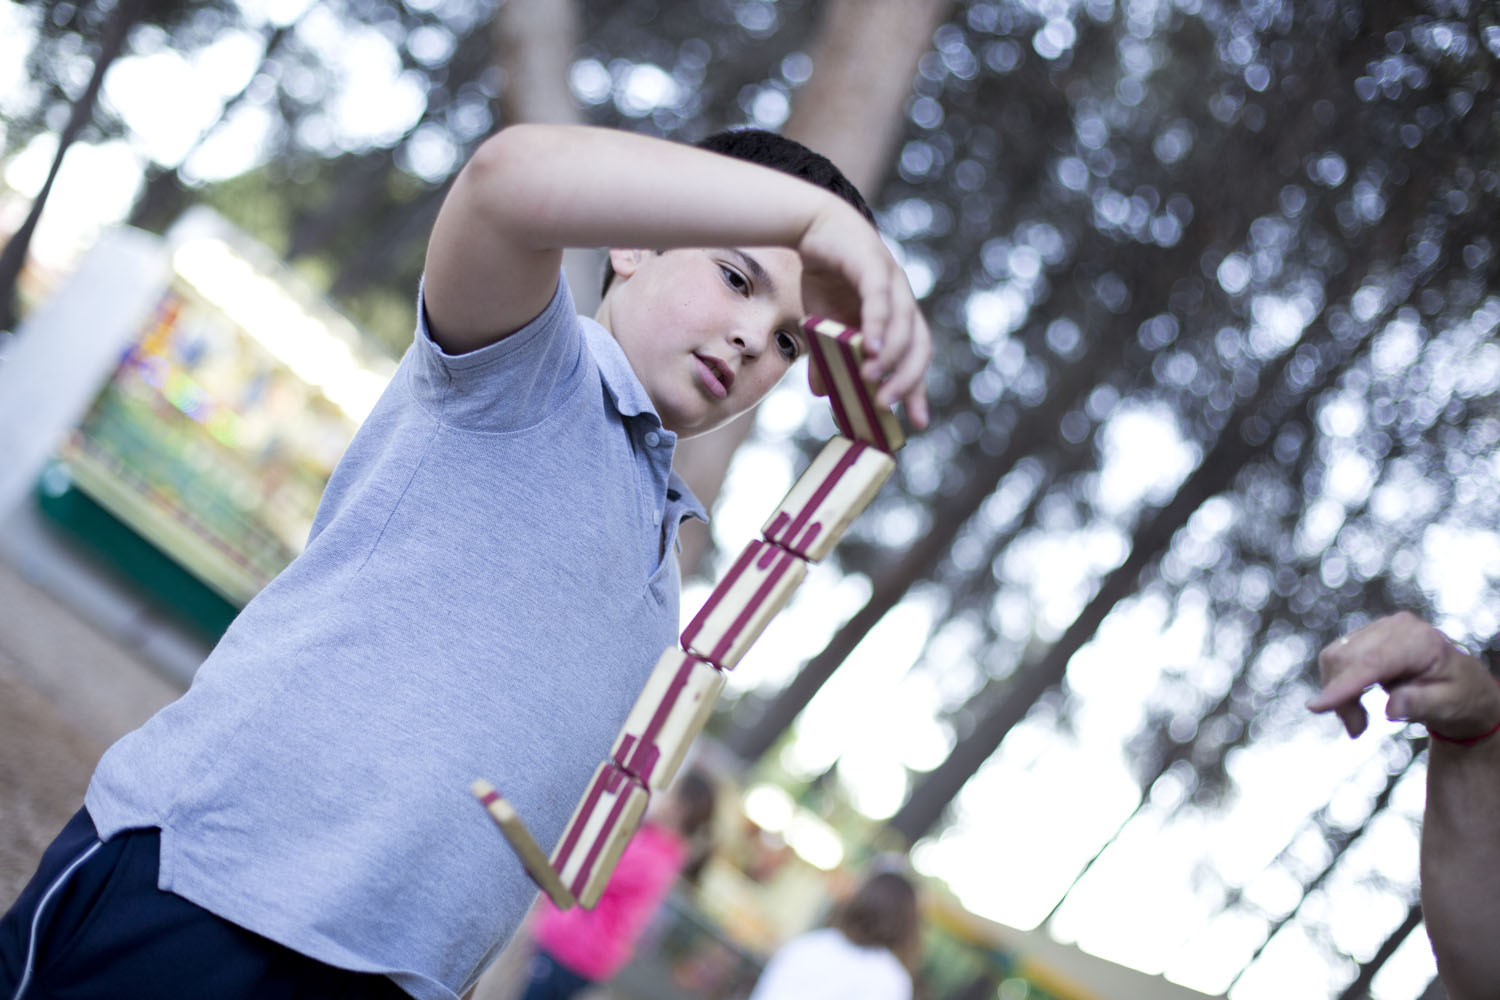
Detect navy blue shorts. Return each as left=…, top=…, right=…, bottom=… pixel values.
left=0, top=808, right=409, bottom=1000
left=518, top=949, right=595, bottom=1000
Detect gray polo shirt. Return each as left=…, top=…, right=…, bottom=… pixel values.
left=86, top=274, right=706, bottom=999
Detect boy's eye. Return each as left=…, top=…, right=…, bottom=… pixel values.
left=775, top=330, right=800, bottom=361
left=719, top=264, right=750, bottom=295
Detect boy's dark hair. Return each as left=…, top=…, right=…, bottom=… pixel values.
left=831, top=870, right=920, bottom=961
left=600, top=128, right=876, bottom=296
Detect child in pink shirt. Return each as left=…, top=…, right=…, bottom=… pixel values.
left=523, top=772, right=716, bottom=998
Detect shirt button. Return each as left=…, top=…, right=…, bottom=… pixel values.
left=644, top=430, right=661, bottom=447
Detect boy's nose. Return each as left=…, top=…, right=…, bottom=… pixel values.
left=729, top=320, right=768, bottom=358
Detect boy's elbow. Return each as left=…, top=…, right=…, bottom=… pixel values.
left=469, top=124, right=573, bottom=181
left=457, top=126, right=567, bottom=229
left=460, top=128, right=529, bottom=200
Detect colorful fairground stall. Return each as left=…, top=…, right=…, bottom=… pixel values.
left=4, top=208, right=394, bottom=644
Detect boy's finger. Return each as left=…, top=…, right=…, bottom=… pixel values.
left=862, top=323, right=908, bottom=385
left=863, top=292, right=918, bottom=380
left=875, top=335, right=928, bottom=409
left=860, top=281, right=891, bottom=354
left=903, top=382, right=930, bottom=429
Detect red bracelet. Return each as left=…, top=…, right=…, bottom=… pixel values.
left=1429, top=676, right=1500, bottom=745
left=1430, top=715, right=1500, bottom=745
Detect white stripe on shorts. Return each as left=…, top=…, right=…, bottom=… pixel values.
left=10, top=839, right=104, bottom=1000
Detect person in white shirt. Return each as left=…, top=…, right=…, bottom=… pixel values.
left=748, top=870, right=920, bottom=1000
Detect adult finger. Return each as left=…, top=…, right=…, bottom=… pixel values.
left=1335, top=699, right=1369, bottom=739
left=1307, top=649, right=1389, bottom=713
left=1384, top=680, right=1448, bottom=723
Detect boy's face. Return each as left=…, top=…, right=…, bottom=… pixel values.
left=601, top=246, right=807, bottom=438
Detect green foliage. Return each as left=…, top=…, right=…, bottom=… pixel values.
left=198, top=166, right=297, bottom=256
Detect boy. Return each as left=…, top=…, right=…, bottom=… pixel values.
left=0, top=124, right=931, bottom=1000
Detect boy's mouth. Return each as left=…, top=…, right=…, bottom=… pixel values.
left=694, top=354, right=733, bottom=398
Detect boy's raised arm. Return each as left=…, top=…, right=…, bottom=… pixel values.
left=422, top=125, right=930, bottom=426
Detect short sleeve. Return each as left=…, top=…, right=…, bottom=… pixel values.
left=404, top=270, right=589, bottom=433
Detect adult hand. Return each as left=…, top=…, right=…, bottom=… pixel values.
left=796, top=203, right=932, bottom=429
left=1308, top=611, right=1500, bottom=740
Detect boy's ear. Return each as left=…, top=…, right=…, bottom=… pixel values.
left=608, top=248, right=646, bottom=279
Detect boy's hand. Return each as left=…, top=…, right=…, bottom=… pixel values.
left=1308, top=611, right=1500, bottom=740
left=797, top=204, right=932, bottom=429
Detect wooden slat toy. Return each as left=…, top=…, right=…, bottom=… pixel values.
left=762, top=436, right=895, bottom=562
left=473, top=315, right=906, bottom=911
left=470, top=780, right=577, bottom=909
left=803, top=316, right=906, bottom=453
left=611, top=648, right=726, bottom=791
left=550, top=762, right=650, bottom=908
left=680, top=539, right=807, bottom=670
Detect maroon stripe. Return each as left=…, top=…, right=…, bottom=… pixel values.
left=631, top=744, right=661, bottom=782
left=621, top=654, right=699, bottom=782
left=640, top=654, right=696, bottom=748
left=834, top=335, right=892, bottom=451
left=479, top=789, right=500, bottom=807
left=774, top=441, right=866, bottom=554
left=711, top=543, right=798, bottom=663
left=571, top=773, right=641, bottom=896
left=554, top=766, right=609, bottom=867
left=806, top=321, right=856, bottom=440
left=614, top=734, right=637, bottom=769
left=682, top=542, right=759, bottom=651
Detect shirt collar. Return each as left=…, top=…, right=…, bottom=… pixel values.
left=580, top=317, right=658, bottom=422
left=668, top=470, right=708, bottom=524
left=579, top=317, right=708, bottom=525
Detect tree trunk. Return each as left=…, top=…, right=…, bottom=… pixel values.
left=0, top=0, right=145, bottom=330
left=492, top=0, right=581, bottom=127
left=490, top=0, right=601, bottom=311
left=1334, top=902, right=1425, bottom=1000
left=672, top=0, right=952, bottom=580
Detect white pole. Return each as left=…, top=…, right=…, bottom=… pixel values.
left=0, top=226, right=169, bottom=519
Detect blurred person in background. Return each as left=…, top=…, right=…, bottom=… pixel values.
left=746, top=868, right=921, bottom=1000
left=1308, top=611, right=1500, bottom=1000
left=521, top=770, right=717, bottom=1000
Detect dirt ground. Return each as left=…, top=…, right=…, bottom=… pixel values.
left=0, top=558, right=180, bottom=906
